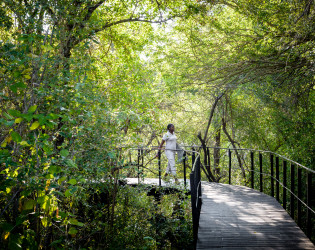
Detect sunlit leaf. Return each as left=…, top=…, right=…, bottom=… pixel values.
left=41, top=217, right=50, bottom=227
left=28, top=105, right=37, bottom=113
left=15, top=118, right=23, bottom=124
left=19, top=141, right=30, bottom=146
left=68, top=179, right=77, bottom=185
left=30, top=121, right=40, bottom=130
left=4, top=232, right=10, bottom=240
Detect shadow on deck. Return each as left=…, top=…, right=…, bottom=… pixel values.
left=197, top=182, right=315, bottom=249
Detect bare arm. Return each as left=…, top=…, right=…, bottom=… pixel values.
left=155, top=139, right=165, bottom=157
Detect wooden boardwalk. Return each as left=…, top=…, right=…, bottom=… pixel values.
left=197, top=182, right=315, bottom=249
left=126, top=177, right=189, bottom=188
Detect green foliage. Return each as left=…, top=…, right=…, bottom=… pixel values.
left=0, top=0, right=314, bottom=248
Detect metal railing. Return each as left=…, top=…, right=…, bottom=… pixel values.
left=119, top=146, right=202, bottom=244
left=195, top=146, right=314, bottom=241
left=119, top=145, right=314, bottom=243
left=121, top=146, right=193, bottom=188
left=189, top=150, right=202, bottom=245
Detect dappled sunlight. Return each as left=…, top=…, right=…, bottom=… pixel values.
left=197, top=183, right=314, bottom=249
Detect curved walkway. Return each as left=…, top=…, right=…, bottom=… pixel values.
left=197, top=182, right=314, bottom=249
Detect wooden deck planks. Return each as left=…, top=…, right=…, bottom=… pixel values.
left=197, top=182, right=315, bottom=249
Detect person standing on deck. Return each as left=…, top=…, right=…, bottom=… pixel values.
left=156, top=124, right=179, bottom=184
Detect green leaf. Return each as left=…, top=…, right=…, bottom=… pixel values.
left=48, top=113, right=59, bottom=120
left=11, top=131, right=22, bottom=143
left=28, top=105, right=37, bottom=113
left=68, top=227, right=78, bottom=235
left=22, top=114, right=33, bottom=122
left=23, top=199, right=36, bottom=210
left=60, top=149, right=69, bottom=157
left=9, top=84, right=17, bottom=93
left=15, top=118, right=23, bottom=124
left=41, top=217, right=50, bottom=227
left=15, top=82, right=27, bottom=89
left=58, top=176, right=67, bottom=184
left=65, top=159, right=77, bottom=168
left=45, top=174, right=54, bottom=179
left=38, top=195, right=50, bottom=210
left=8, top=109, right=21, bottom=117
left=69, top=218, right=84, bottom=227
left=68, top=179, right=77, bottom=185
left=49, top=165, right=61, bottom=174
left=3, top=112, right=13, bottom=120
left=30, top=121, right=40, bottom=130
left=64, top=189, right=72, bottom=197
left=4, top=120, right=14, bottom=126
left=19, top=141, right=30, bottom=146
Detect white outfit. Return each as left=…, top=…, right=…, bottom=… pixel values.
left=162, top=131, right=177, bottom=175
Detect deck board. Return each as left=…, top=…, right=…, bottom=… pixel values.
left=197, top=182, right=315, bottom=249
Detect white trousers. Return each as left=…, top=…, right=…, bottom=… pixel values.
left=165, top=150, right=176, bottom=175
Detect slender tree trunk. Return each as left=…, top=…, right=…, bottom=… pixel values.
left=222, top=118, right=245, bottom=179
left=213, top=126, right=221, bottom=176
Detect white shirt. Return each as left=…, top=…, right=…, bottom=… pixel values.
left=162, top=131, right=177, bottom=150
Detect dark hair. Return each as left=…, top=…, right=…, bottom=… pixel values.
left=167, top=124, right=174, bottom=131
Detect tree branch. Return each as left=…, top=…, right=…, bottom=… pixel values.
left=84, top=0, right=106, bottom=22
left=203, top=92, right=225, bottom=142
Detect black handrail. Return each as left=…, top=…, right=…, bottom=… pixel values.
left=123, top=146, right=202, bottom=245
left=190, top=151, right=202, bottom=245
left=120, top=145, right=314, bottom=243
left=199, top=146, right=314, bottom=241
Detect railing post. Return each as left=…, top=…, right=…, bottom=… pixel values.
left=137, top=148, right=140, bottom=184
left=197, top=156, right=202, bottom=209
left=276, top=157, right=280, bottom=202
left=270, top=153, right=274, bottom=197
left=259, top=153, right=263, bottom=192
left=290, top=163, right=295, bottom=219
left=251, top=151, right=254, bottom=189
left=306, top=173, right=312, bottom=238
left=190, top=171, right=197, bottom=244
left=183, top=151, right=187, bottom=188
left=297, top=168, right=302, bottom=227
left=190, top=153, right=202, bottom=246
left=229, top=149, right=232, bottom=185
left=283, top=161, right=287, bottom=210
left=158, top=150, right=161, bottom=187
